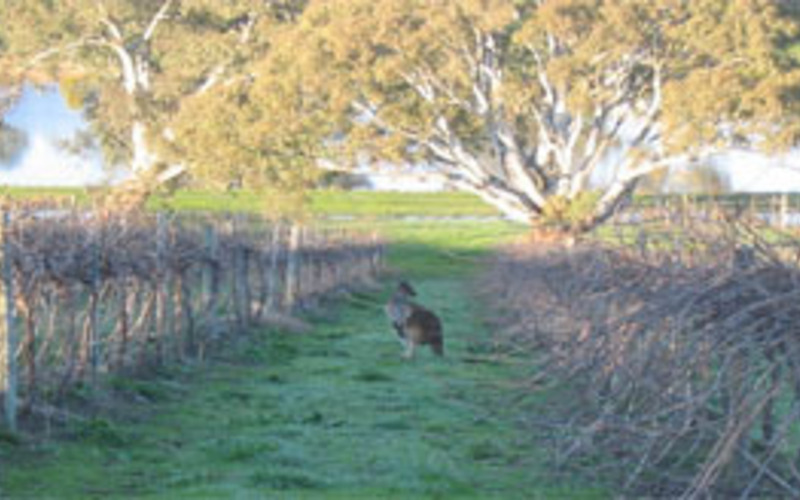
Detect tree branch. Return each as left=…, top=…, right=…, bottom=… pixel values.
left=400, top=71, right=436, bottom=103
left=27, top=39, right=96, bottom=68
left=527, top=44, right=556, bottom=107
left=447, top=174, right=537, bottom=223
left=620, top=153, right=693, bottom=181
left=96, top=2, right=124, bottom=42
left=100, top=18, right=124, bottom=42
left=194, top=64, right=228, bottom=96
left=106, top=42, right=138, bottom=94
left=143, top=0, right=174, bottom=42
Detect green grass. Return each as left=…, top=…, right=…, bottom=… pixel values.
left=0, top=186, right=500, bottom=218
left=146, top=189, right=265, bottom=214
left=308, top=191, right=500, bottom=218
left=0, top=220, right=607, bottom=499
left=5, top=184, right=798, bottom=215
left=0, top=186, right=89, bottom=203
left=150, top=190, right=500, bottom=218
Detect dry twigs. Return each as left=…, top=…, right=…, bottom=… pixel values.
left=483, top=218, right=800, bottom=498
left=0, top=204, right=383, bottom=426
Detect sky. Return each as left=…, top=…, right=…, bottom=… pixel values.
left=714, top=150, right=800, bottom=192
left=1, top=86, right=108, bottom=187
left=3, top=85, right=800, bottom=192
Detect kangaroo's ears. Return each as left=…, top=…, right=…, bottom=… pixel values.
left=398, top=281, right=417, bottom=296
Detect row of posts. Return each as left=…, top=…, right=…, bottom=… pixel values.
left=0, top=214, right=382, bottom=432
left=653, top=193, right=795, bottom=229
left=0, top=213, right=16, bottom=431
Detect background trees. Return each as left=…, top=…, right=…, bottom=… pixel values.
left=1, top=1, right=798, bottom=228
left=0, top=0, right=312, bottom=196
left=0, top=50, right=25, bottom=167
left=295, top=0, right=800, bottom=230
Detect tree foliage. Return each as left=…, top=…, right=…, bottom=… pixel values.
left=0, top=41, right=26, bottom=167
left=1, top=1, right=798, bottom=226
left=288, top=0, right=800, bottom=230
left=0, top=0, right=314, bottom=200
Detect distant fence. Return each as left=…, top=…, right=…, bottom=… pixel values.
left=627, top=193, right=800, bottom=229
left=607, top=194, right=800, bottom=268
left=0, top=207, right=383, bottom=431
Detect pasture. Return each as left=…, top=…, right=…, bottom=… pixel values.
left=0, top=187, right=499, bottom=219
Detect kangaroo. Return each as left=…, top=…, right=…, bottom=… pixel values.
left=385, top=281, right=444, bottom=359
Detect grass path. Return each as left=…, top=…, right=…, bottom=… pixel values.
left=1, top=222, right=603, bottom=499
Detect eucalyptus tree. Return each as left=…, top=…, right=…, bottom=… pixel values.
left=166, top=19, right=329, bottom=196
left=0, top=86, right=25, bottom=167
left=0, top=42, right=26, bottom=166
left=0, top=0, right=309, bottom=191
left=299, top=0, right=800, bottom=231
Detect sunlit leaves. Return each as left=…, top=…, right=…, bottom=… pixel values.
left=0, top=0, right=316, bottom=200
left=2, top=0, right=799, bottom=218
left=279, top=0, right=800, bottom=227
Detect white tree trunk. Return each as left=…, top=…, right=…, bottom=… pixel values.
left=104, top=3, right=174, bottom=180
left=586, top=177, right=638, bottom=228
left=452, top=179, right=533, bottom=223
left=131, top=121, right=158, bottom=174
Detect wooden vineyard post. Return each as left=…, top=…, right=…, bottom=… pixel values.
left=302, top=227, right=317, bottom=301
left=88, top=233, right=101, bottom=385
left=335, top=229, right=347, bottom=286
left=771, top=195, right=778, bottom=227
left=203, top=222, right=220, bottom=312
left=265, top=223, right=282, bottom=314
left=283, top=224, right=301, bottom=310
left=240, top=250, right=252, bottom=327
left=115, top=283, right=131, bottom=371
left=155, top=213, right=168, bottom=365
left=164, top=221, right=178, bottom=361
left=361, top=237, right=373, bottom=280
left=319, top=231, right=334, bottom=294
left=673, top=232, right=684, bottom=265
left=370, top=231, right=382, bottom=277
left=178, top=271, right=195, bottom=357
left=300, top=228, right=312, bottom=300
left=199, top=221, right=220, bottom=360
left=164, top=217, right=176, bottom=361
left=0, top=212, right=17, bottom=431
left=681, top=194, right=689, bottom=227
left=232, top=215, right=251, bottom=330
left=780, top=193, right=789, bottom=229
left=230, top=217, right=241, bottom=330
left=636, top=229, right=648, bottom=260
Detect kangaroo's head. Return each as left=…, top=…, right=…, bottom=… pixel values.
left=396, top=281, right=417, bottom=297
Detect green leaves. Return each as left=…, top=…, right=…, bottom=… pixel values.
left=1, top=0, right=799, bottom=224
left=0, top=0, right=320, bottom=205
left=292, top=0, right=800, bottom=229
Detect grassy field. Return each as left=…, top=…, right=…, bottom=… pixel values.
left=0, top=186, right=501, bottom=218
left=0, top=218, right=606, bottom=499
left=4, top=185, right=796, bottom=216
left=153, top=190, right=502, bottom=218
left=0, top=186, right=89, bottom=203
